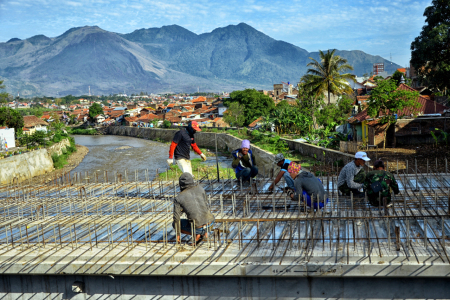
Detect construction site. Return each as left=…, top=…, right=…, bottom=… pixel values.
left=0, top=156, right=449, bottom=299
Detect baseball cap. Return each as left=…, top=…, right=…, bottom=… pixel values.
left=355, top=151, right=370, bottom=161
left=274, top=153, right=284, bottom=164
left=191, top=121, right=201, bottom=132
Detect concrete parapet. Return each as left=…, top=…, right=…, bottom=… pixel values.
left=0, top=274, right=448, bottom=300
left=282, top=138, right=356, bottom=163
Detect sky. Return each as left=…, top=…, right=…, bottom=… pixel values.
left=0, top=0, right=432, bottom=66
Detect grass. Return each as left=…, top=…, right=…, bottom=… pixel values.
left=157, top=158, right=234, bottom=181
left=51, top=138, right=77, bottom=169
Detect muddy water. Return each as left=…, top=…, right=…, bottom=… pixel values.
left=71, top=135, right=231, bottom=181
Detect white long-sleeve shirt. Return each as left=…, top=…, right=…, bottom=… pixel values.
left=337, top=161, right=364, bottom=189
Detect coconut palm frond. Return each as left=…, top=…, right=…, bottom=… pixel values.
left=302, top=49, right=355, bottom=104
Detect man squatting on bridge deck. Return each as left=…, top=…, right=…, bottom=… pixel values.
left=286, top=162, right=327, bottom=208
left=268, top=153, right=294, bottom=192
left=364, top=159, right=399, bottom=207
left=167, top=121, right=207, bottom=175
left=337, top=151, right=370, bottom=198
left=231, top=139, right=258, bottom=182
left=173, top=172, right=215, bottom=243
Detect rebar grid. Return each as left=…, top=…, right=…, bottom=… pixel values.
left=0, top=162, right=449, bottom=267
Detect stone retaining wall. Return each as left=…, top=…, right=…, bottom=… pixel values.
left=0, top=139, right=72, bottom=185
left=47, top=138, right=71, bottom=156
left=0, top=149, right=54, bottom=184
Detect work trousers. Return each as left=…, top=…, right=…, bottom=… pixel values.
left=176, top=158, right=193, bottom=176
left=236, top=166, right=258, bottom=182
left=283, top=172, right=296, bottom=190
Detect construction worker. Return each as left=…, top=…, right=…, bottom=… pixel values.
left=231, top=139, right=258, bottom=182
left=286, top=162, right=327, bottom=209
left=364, top=160, right=399, bottom=207
left=173, top=172, right=215, bottom=243
left=268, top=153, right=294, bottom=192
left=167, top=121, right=207, bottom=175
left=337, top=151, right=370, bottom=197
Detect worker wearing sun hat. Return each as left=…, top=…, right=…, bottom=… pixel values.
left=337, top=151, right=370, bottom=197
left=231, top=139, right=258, bottom=182
left=167, top=120, right=207, bottom=175
left=286, top=162, right=327, bottom=209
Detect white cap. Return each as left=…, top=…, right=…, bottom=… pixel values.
left=355, top=151, right=370, bottom=161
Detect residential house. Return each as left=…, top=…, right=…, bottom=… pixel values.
left=348, top=83, right=449, bottom=147
left=23, top=116, right=49, bottom=135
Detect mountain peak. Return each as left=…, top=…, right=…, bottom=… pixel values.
left=27, top=34, right=51, bottom=45
left=7, top=38, right=21, bottom=43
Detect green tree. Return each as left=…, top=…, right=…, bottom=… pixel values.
left=223, top=102, right=245, bottom=128
left=0, top=80, right=9, bottom=106
left=411, top=0, right=450, bottom=92
left=302, top=49, right=355, bottom=104
left=267, top=104, right=313, bottom=135
left=224, top=89, right=275, bottom=126
left=163, top=101, right=169, bottom=106
left=89, top=103, right=103, bottom=122
left=0, top=107, right=24, bottom=136
left=316, top=95, right=353, bottom=129
left=391, top=70, right=412, bottom=86
left=366, top=79, right=421, bottom=148
left=161, top=120, right=172, bottom=128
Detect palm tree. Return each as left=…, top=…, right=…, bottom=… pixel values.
left=301, top=49, right=355, bottom=104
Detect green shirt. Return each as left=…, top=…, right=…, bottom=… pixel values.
left=364, top=170, right=399, bottom=203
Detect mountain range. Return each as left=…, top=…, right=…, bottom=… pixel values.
left=0, top=23, right=402, bottom=97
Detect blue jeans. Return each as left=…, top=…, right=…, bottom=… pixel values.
left=236, top=166, right=258, bottom=182
left=283, top=172, right=296, bottom=190
left=176, top=219, right=215, bottom=235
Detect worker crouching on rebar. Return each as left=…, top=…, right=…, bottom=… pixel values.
left=286, top=162, right=328, bottom=209
left=268, top=153, right=295, bottom=192
left=167, top=121, right=207, bottom=176
left=337, top=151, right=370, bottom=198
left=364, top=160, right=399, bottom=208
left=173, top=172, right=215, bottom=243
left=231, top=139, right=258, bottom=183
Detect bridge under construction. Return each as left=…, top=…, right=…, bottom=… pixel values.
left=0, top=165, right=449, bottom=299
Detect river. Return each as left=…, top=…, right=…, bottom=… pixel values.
left=71, top=135, right=231, bottom=181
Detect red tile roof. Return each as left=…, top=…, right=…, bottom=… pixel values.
left=248, top=116, right=264, bottom=128
left=165, top=117, right=182, bottom=123
left=23, top=115, right=49, bottom=127
left=192, top=96, right=206, bottom=103
left=397, top=68, right=406, bottom=74
left=124, top=116, right=138, bottom=123
left=137, top=113, right=161, bottom=122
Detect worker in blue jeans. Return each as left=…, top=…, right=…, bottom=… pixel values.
left=231, top=139, right=258, bottom=182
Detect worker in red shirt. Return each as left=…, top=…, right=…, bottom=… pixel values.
left=167, top=121, right=206, bottom=175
